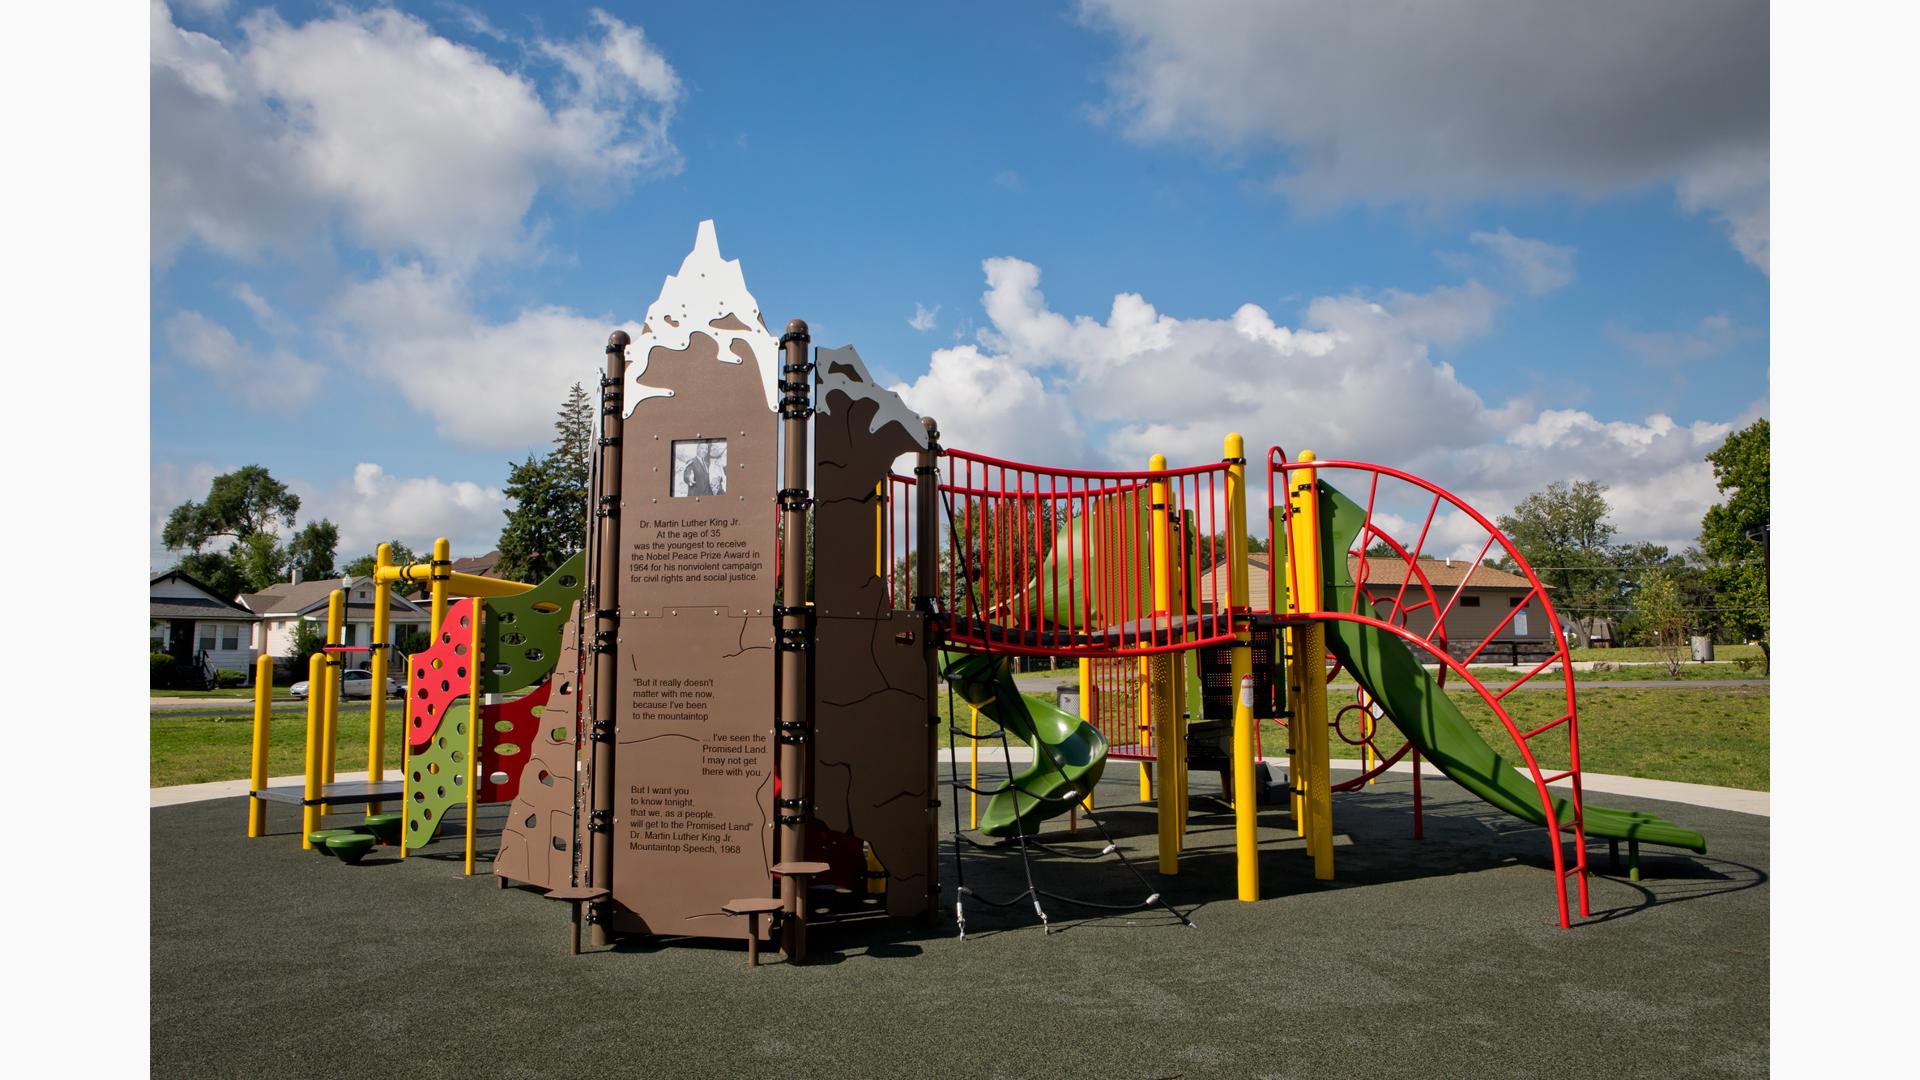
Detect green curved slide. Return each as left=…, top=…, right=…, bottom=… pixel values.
left=1313, top=480, right=1706, bottom=853
left=942, top=650, right=1108, bottom=837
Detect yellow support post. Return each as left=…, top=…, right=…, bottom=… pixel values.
left=320, top=589, right=344, bottom=815
left=368, top=545, right=392, bottom=815
left=429, top=537, right=451, bottom=638
left=247, top=654, right=273, bottom=837
left=1226, top=433, right=1260, bottom=900
left=1290, top=451, right=1335, bottom=881
left=1078, top=658, right=1095, bottom=815
left=300, top=652, right=325, bottom=848
left=464, top=601, right=483, bottom=876
left=1361, top=688, right=1377, bottom=784
left=968, top=704, right=979, bottom=830
left=1148, top=454, right=1179, bottom=874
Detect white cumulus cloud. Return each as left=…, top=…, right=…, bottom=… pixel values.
left=298, top=463, right=508, bottom=561
left=327, top=264, right=641, bottom=451
left=151, top=1, right=682, bottom=267
left=1078, top=0, right=1769, bottom=271
left=893, top=254, right=1747, bottom=548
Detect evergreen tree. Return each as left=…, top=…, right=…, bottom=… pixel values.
left=497, top=384, right=594, bottom=583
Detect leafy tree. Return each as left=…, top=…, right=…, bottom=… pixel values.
left=162, top=465, right=299, bottom=552
left=1699, top=419, right=1769, bottom=641
left=342, top=539, right=421, bottom=579
left=286, top=520, right=339, bottom=581
left=161, top=465, right=338, bottom=596
left=235, top=533, right=286, bottom=592
left=287, top=617, right=327, bottom=682
left=175, top=550, right=249, bottom=600
left=498, top=384, right=595, bottom=583
left=1496, top=480, right=1619, bottom=637
left=1629, top=567, right=1692, bottom=675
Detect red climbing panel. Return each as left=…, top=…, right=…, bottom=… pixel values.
left=407, top=597, right=477, bottom=750
left=476, top=678, right=553, bottom=805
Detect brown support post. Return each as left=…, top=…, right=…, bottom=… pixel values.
left=586, top=331, right=627, bottom=947
left=915, top=416, right=942, bottom=924
left=777, top=320, right=814, bottom=959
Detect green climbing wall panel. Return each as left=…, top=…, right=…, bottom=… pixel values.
left=404, top=701, right=472, bottom=851
left=482, top=552, right=585, bottom=695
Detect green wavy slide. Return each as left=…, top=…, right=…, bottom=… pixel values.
left=1313, top=480, right=1706, bottom=853
left=942, top=650, right=1107, bottom=837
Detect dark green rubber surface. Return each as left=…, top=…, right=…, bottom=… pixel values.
left=156, top=774, right=1766, bottom=1079
left=1316, top=481, right=1707, bottom=853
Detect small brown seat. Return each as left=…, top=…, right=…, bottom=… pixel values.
left=767, top=862, right=834, bottom=961
left=721, top=897, right=786, bottom=967
left=545, top=886, right=610, bottom=955
left=770, top=860, right=831, bottom=877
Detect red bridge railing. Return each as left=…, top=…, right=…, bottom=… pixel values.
left=933, top=449, right=1239, bottom=659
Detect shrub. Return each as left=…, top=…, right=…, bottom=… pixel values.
left=214, top=668, right=248, bottom=689
left=151, top=653, right=175, bottom=689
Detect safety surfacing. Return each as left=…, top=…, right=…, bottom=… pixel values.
left=152, top=769, right=1767, bottom=1079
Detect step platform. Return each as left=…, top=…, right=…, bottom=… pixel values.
left=252, top=780, right=406, bottom=807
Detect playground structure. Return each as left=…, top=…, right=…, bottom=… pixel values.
left=253, top=221, right=1707, bottom=960
left=245, top=542, right=584, bottom=874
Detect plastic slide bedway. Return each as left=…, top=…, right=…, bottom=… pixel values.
left=1314, top=480, right=1706, bottom=856
left=941, top=650, right=1107, bottom=837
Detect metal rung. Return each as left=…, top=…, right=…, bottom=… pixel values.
left=1540, top=769, right=1575, bottom=784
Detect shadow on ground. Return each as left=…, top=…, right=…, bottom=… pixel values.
left=153, top=771, right=1768, bottom=1079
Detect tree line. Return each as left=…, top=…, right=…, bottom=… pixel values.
left=1494, top=418, right=1768, bottom=649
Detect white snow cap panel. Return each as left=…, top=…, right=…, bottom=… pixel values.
left=816, top=344, right=930, bottom=450
left=625, top=220, right=780, bottom=416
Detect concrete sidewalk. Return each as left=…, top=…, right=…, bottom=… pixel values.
left=153, top=759, right=1765, bottom=816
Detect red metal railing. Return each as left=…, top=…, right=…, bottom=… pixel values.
left=1086, top=656, right=1149, bottom=759
left=936, top=449, right=1238, bottom=658
left=1266, top=450, right=1589, bottom=925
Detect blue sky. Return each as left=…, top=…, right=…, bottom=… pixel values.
left=151, top=0, right=1768, bottom=569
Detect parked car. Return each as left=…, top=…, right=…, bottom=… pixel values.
left=290, top=668, right=405, bottom=699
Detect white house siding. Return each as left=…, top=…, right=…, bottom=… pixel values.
left=191, top=620, right=257, bottom=677
left=257, top=614, right=429, bottom=660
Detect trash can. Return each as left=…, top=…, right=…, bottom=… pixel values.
left=1055, top=683, right=1080, bottom=716
left=1690, top=635, right=1715, bottom=662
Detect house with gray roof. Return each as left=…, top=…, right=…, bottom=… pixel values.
left=239, top=574, right=433, bottom=663
left=150, top=570, right=259, bottom=683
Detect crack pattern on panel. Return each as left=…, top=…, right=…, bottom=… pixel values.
left=812, top=343, right=937, bottom=918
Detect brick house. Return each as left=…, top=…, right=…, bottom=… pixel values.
left=1200, top=553, right=1556, bottom=663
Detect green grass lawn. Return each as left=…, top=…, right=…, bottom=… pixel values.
left=1257, top=684, right=1767, bottom=791
left=155, top=686, right=1765, bottom=793
left=1540, top=664, right=1765, bottom=681
left=152, top=707, right=406, bottom=787
left=1568, top=643, right=1766, bottom=664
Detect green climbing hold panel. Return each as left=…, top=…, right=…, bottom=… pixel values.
left=481, top=552, right=585, bottom=696
left=404, top=701, right=472, bottom=852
